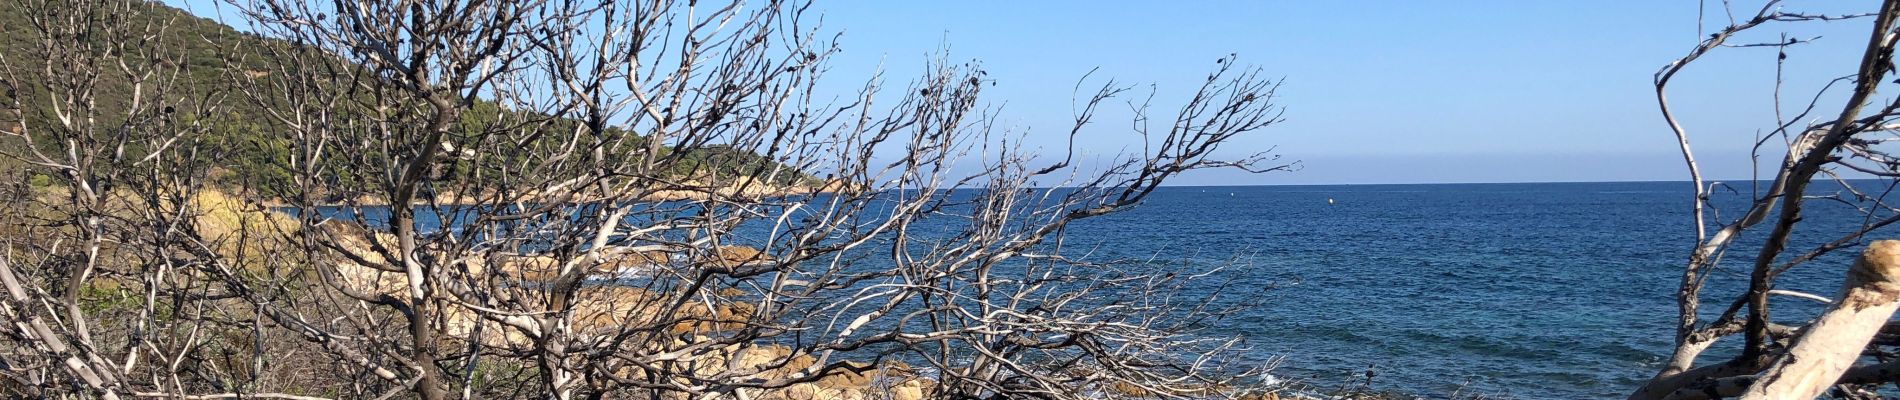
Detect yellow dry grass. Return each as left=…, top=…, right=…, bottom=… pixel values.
left=189, top=190, right=303, bottom=273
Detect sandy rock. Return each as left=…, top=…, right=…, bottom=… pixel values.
left=771, top=383, right=864, bottom=400
left=888, top=378, right=934, bottom=400
left=816, top=361, right=876, bottom=389
left=1237, top=392, right=1281, bottom=400
left=495, top=244, right=772, bottom=282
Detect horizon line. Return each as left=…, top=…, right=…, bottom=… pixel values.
left=1160, top=177, right=1877, bottom=187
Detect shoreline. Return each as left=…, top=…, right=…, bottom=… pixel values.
left=257, top=180, right=867, bottom=208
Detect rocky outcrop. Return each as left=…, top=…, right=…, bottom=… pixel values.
left=493, top=244, right=773, bottom=282
left=642, top=177, right=865, bottom=202
left=187, top=190, right=927, bottom=399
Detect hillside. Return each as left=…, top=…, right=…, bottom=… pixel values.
left=0, top=0, right=813, bottom=199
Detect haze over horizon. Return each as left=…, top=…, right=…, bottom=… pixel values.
left=170, top=1, right=1875, bottom=185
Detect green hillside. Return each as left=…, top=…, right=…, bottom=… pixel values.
left=0, top=0, right=810, bottom=198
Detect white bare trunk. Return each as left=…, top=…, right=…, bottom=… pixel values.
left=1742, top=240, right=1900, bottom=400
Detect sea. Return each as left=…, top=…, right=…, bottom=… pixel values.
left=1065, top=181, right=1875, bottom=399
left=351, top=180, right=1884, bottom=399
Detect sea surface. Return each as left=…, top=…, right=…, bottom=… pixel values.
left=1063, top=181, right=1876, bottom=399
left=347, top=181, right=1886, bottom=398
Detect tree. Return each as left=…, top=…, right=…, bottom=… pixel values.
left=0, top=0, right=240, bottom=398
left=0, top=0, right=1290, bottom=399
left=1632, top=1, right=1900, bottom=399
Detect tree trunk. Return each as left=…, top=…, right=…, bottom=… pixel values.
left=1741, top=240, right=1900, bottom=399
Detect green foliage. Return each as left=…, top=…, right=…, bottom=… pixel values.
left=0, top=0, right=811, bottom=196
left=200, top=111, right=296, bottom=195
left=27, top=173, right=54, bottom=187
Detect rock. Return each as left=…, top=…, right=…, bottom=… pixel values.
left=890, top=378, right=933, bottom=400
left=816, top=361, right=875, bottom=389
left=1105, top=381, right=1153, bottom=397
left=493, top=253, right=561, bottom=281
left=698, top=245, right=775, bottom=270
left=1237, top=391, right=1280, bottom=400
left=771, top=383, right=863, bottom=400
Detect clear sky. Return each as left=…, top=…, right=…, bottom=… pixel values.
left=169, top=1, right=1879, bottom=185
left=795, top=1, right=1876, bottom=185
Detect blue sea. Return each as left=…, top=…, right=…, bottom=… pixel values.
left=342, top=181, right=1881, bottom=398
left=1066, top=181, right=1876, bottom=398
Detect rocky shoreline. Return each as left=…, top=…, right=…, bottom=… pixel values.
left=258, top=178, right=868, bottom=208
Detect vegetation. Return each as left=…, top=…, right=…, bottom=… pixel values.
left=0, top=0, right=812, bottom=200
left=0, top=0, right=1287, bottom=399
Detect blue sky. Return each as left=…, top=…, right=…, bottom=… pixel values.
left=169, top=1, right=1878, bottom=185
left=798, top=1, right=1874, bottom=185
